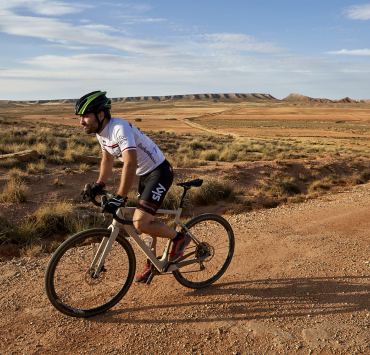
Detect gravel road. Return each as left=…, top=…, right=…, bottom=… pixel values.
left=1, top=183, right=369, bottom=354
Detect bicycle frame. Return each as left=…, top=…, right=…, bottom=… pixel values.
left=90, top=206, right=203, bottom=278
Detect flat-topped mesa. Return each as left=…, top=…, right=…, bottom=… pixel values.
left=3, top=93, right=278, bottom=104
left=110, top=93, right=279, bottom=103
left=5, top=93, right=367, bottom=104
left=283, top=93, right=360, bottom=104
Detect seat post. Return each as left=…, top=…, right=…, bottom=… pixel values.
left=179, top=187, right=190, bottom=208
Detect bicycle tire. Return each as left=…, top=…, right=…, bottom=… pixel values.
left=45, top=228, right=136, bottom=317
left=173, top=214, right=234, bottom=289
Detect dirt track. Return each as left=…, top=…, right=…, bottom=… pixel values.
left=1, top=183, right=369, bottom=354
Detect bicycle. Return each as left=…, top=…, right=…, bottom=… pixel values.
left=44, top=178, right=235, bottom=318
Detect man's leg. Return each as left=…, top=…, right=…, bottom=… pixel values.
left=132, top=208, right=177, bottom=283
left=132, top=208, right=176, bottom=239
left=133, top=207, right=191, bottom=261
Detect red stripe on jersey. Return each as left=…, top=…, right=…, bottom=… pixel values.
left=122, top=146, right=137, bottom=152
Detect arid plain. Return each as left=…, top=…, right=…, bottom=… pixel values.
left=0, top=95, right=369, bottom=354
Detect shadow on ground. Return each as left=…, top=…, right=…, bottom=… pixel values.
left=92, top=275, right=370, bottom=325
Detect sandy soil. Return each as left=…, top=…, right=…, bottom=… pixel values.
left=17, top=101, right=370, bottom=138
left=1, top=182, right=369, bottom=354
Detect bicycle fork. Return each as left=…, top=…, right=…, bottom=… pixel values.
left=89, top=226, right=120, bottom=278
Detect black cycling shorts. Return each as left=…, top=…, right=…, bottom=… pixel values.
left=137, top=159, right=174, bottom=215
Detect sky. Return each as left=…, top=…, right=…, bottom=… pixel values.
left=1, top=0, right=370, bottom=100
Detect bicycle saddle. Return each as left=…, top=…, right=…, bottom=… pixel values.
left=177, top=178, right=203, bottom=188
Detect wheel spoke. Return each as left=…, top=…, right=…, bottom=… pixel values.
left=45, top=229, right=135, bottom=317
left=173, top=215, right=234, bottom=288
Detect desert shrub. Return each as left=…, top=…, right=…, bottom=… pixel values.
left=161, top=185, right=183, bottom=209
left=18, top=203, right=75, bottom=242
left=46, top=154, right=63, bottom=164
left=0, top=158, right=19, bottom=168
left=259, top=176, right=301, bottom=202
left=57, top=139, right=68, bottom=151
left=0, top=216, right=15, bottom=244
left=188, top=179, right=235, bottom=206
left=308, top=177, right=334, bottom=193
left=0, top=177, right=28, bottom=203
left=1, top=142, right=30, bottom=154
left=22, top=244, right=44, bottom=257
left=7, top=168, right=28, bottom=182
left=37, top=127, right=53, bottom=142
left=1, top=204, right=106, bottom=246
left=170, top=156, right=200, bottom=168
left=16, top=203, right=105, bottom=244
left=189, top=141, right=205, bottom=150
left=27, top=160, right=46, bottom=174
left=63, top=148, right=76, bottom=162
left=220, top=148, right=238, bottom=162
left=199, top=149, right=219, bottom=161
left=275, top=177, right=301, bottom=196
left=354, top=169, right=370, bottom=184
left=33, top=142, right=49, bottom=155
left=78, top=163, right=90, bottom=173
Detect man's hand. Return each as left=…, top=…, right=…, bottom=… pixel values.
left=90, top=182, right=106, bottom=198
left=102, top=195, right=127, bottom=214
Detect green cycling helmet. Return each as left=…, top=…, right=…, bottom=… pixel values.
left=75, top=91, right=111, bottom=115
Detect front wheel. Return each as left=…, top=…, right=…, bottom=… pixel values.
left=45, top=228, right=136, bottom=317
left=173, top=214, right=234, bottom=289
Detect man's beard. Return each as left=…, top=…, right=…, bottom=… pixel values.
left=83, top=125, right=97, bottom=134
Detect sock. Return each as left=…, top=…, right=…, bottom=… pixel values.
left=172, top=231, right=183, bottom=242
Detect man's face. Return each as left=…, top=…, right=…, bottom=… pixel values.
left=80, top=112, right=100, bottom=134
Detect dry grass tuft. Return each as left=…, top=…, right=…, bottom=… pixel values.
left=78, top=163, right=90, bottom=173
left=27, top=160, right=46, bottom=174
left=0, top=177, right=28, bottom=203
left=0, top=158, right=19, bottom=168
left=7, top=167, right=28, bottom=181
left=21, top=243, right=44, bottom=257
left=189, top=179, right=235, bottom=206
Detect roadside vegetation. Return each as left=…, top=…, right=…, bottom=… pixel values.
left=0, top=103, right=370, bottom=255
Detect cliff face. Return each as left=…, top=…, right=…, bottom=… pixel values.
left=5, top=93, right=279, bottom=104
left=113, top=93, right=278, bottom=102
left=5, top=92, right=368, bottom=104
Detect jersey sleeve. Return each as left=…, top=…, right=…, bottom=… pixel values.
left=96, top=134, right=106, bottom=152
left=113, top=120, right=137, bottom=153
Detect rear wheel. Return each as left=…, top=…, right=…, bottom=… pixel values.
left=45, top=228, right=136, bottom=317
left=173, top=214, right=234, bottom=289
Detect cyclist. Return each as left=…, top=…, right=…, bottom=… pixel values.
left=75, top=90, right=190, bottom=283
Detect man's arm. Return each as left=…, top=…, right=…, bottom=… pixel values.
left=117, top=149, right=137, bottom=197
left=97, top=150, right=114, bottom=184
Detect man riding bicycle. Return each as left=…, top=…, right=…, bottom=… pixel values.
left=75, top=90, right=191, bottom=283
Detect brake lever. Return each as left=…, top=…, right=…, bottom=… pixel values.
left=101, top=195, right=107, bottom=207
left=81, top=183, right=92, bottom=201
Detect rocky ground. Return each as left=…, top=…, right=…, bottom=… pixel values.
left=0, top=182, right=369, bottom=354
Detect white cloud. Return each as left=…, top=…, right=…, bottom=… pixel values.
left=327, top=48, right=370, bottom=56
left=0, top=0, right=85, bottom=16
left=117, top=15, right=167, bottom=25
left=1, top=2, right=369, bottom=100
left=102, top=2, right=153, bottom=13
left=0, top=8, right=170, bottom=55
left=3, top=49, right=369, bottom=99
left=344, top=4, right=370, bottom=20
left=202, top=33, right=281, bottom=53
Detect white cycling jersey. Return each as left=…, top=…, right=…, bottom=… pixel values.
left=96, top=117, right=165, bottom=176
